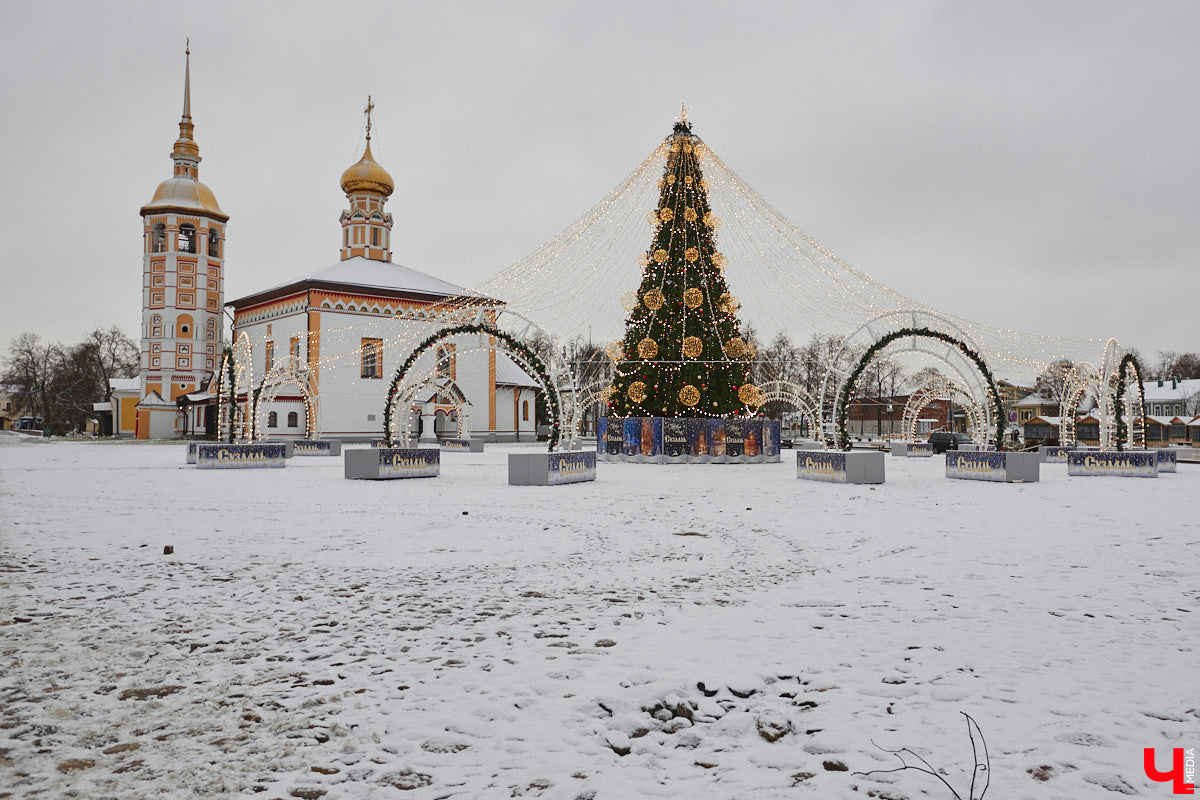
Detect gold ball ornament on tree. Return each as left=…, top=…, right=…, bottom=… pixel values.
left=605, top=341, right=625, bottom=361
left=643, top=288, right=665, bottom=310
left=628, top=382, right=647, bottom=403
left=684, top=247, right=700, bottom=263
left=683, top=143, right=693, bottom=154
left=666, top=173, right=677, bottom=183
left=683, top=207, right=697, bottom=222
left=679, top=384, right=701, bottom=407
left=599, top=385, right=617, bottom=403
left=637, top=338, right=659, bottom=359
left=738, top=383, right=763, bottom=407
left=683, top=287, right=704, bottom=308
left=652, top=249, right=669, bottom=264
left=704, top=213, right=722, bottom=231
left=724, top=337, right=746, bottom=358
left=712, top=252, right=727, bottom=270
left=718, top=293, right=741, bottom=313
left=659, top=207, right=674, bottom=222
left=684, top=175, right=694, bottom=185
left=646, top=211, right=660, bottom=226
left=682, top=336, right=703, bottom=358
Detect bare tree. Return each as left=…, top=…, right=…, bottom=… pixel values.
left=2, top=332, right=62, bottom=421
left=1167, top=352, right=1200, bottom=380
left=85, top=326, right=140, bottom=405
left=1034, top=359, right=1075, bottom=404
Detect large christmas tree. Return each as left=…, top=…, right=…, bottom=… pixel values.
left=608, top=112, right=758, bottom=418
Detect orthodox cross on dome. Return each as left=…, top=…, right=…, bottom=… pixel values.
left=364, top=95, right=375, bottom=143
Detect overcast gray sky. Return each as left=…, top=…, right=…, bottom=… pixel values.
left=1, top=1, right=1197, bottom=366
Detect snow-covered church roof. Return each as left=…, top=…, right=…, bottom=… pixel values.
left=495, top=354, right=539, bottom=388
left=228, top=256, right=491, bottom=309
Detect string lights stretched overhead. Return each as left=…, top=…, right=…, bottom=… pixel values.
left=468, top=124, right=1105, bottom=380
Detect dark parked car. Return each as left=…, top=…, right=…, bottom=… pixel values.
left=928, top=431, right=973, bottom=453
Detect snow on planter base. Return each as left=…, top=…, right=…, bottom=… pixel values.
left=945, top=451, right=1040, bottom=483
left=345, top=447, right=439, bottom=480
left=292, top=439, right=342, bottom=457
left=195, top=443, right=287, bottom=469
left=796, top=450, right=884, bottom=484
left=1067, top=450, right=1158, bottom=478
left=508, top=451, right=596, bottom=486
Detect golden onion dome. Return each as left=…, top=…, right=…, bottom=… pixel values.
left=141, top=176, right=226, bottom=220
left=340, top=142, right=394, bottom=197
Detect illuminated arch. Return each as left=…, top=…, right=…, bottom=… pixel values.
left=829, top=318, right=1003, bottom=449
left=251, top=356, right=319, bottom=440
left=390, top=376, right=472, bottom=441
left=819, top=310, right=999, bottom=447
left=1113, top=353, right=1147, bottom=451
left=757, top=380, right=820, bottom=438
left=901, top=374, right=984, bottom=442
left=383, top=324, right=564, bottom=451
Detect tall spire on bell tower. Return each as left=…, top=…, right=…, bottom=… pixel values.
left=172, top=40, right=201, bottom=178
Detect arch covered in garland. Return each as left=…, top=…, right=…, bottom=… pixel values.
left=383, top=324, right=563, bottom=451
left=834, top=327, right=1004, bottom=450
left=216, top=333, right=254, bottom=443
left=1112, top=353, right=1147, bottom=451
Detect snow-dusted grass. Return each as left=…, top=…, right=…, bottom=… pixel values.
left=1, top=436, right=1197, bottom=799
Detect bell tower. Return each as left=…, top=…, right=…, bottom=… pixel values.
left=339, top=96, right=394, bottom=261
left=137, top=44, right=229, bottom=437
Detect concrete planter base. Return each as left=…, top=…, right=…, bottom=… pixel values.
left=1067, top=450, right=1158, bottom=478
left=796, top=450, right=884, bottom=484
left=292, top=439, right=341, bottom=457
left=345, top=447, right=439, bottom=480
left=195, top=442, right=287, bottom=469
left=946, top=451, right=1039, bottom=482
left=441, top=438, right=485, bottom=452
left=508, top=451, right=596, bottom=485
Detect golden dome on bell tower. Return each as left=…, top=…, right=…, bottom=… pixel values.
left=340, top=96, right=394, bottom=197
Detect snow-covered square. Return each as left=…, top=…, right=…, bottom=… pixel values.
left=2, top=436, right=1196, bottom=798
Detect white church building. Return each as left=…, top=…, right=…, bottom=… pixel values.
left=225, top=101, right=539, bottom=442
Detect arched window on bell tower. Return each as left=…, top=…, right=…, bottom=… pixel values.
left=179, top=224, right=197, bottom=254
left=208, top=226, right=220, bottom=257
left=152, top=223, right=166, bottom=253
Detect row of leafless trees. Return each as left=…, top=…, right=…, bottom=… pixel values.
left=2, top=327, right=139, bottom=434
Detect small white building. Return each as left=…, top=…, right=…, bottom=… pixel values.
left=226, top=109, right=538, bottom=442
